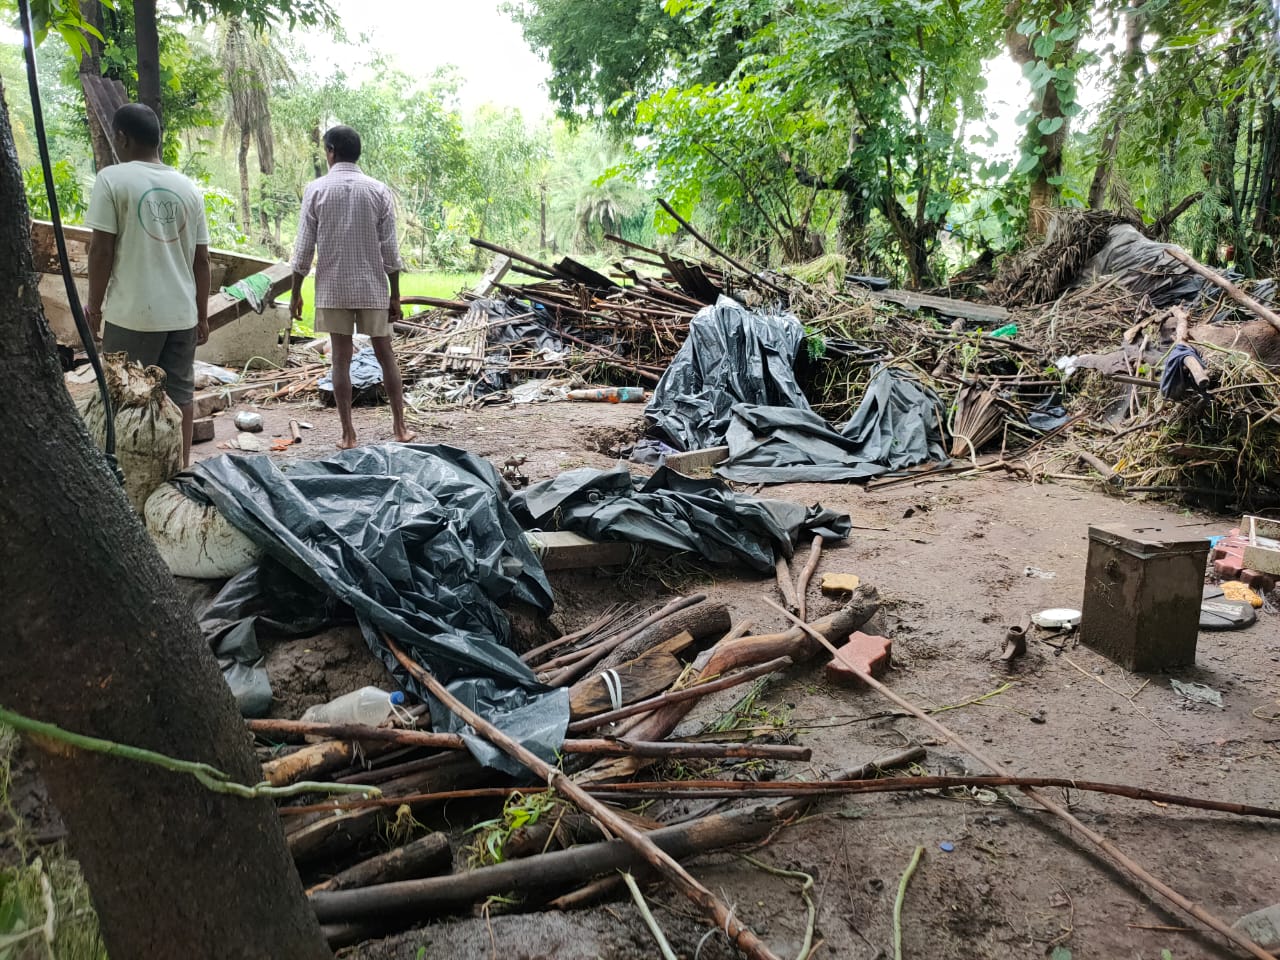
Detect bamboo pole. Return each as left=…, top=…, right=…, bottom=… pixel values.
left=1165, top=246, right=1280, bottom=335
left=774, top=556, right=800, bottom=613
left=249, top=719, right=809, bottom=763
left=382, top=635, right=784, bottom=960
left=759, top=597, right=1278, bottom=960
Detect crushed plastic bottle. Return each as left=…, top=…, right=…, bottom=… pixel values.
left=300, top=686, right=405, bottom=726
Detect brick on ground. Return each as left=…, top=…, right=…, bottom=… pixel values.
left=826, top=631, right=892, bottom=687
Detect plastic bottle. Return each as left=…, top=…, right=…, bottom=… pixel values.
left=566, top=386, right=646, bottom=403
left=300, top=687, right=405, bottom=726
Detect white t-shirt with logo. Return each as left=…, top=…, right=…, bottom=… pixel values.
left=84, top=161, right=211, bottom=332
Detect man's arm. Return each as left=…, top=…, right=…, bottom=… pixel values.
left=193, top=244, right=210, bottom=344
left=86, top=230, right=117, bottom=338
left=290, top=187, right=318, bottom=321
left=378, top=187, right=404, bottom=321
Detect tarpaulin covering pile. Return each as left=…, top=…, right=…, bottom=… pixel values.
left=178, top=444, right=567, bottom=773
left=511, top=465, right=851, bottom=572
left=646, top=297, right=948, bottom=482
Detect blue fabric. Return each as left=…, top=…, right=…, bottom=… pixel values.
left=1161, top=343, right=1207, bottom=400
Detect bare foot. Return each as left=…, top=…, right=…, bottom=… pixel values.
left=393, top=426, right=417, bottom=443
left=336, top=432, right=358, bottom=450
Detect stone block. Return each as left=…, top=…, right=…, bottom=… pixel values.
left=192, top=417, right=216, bottom=444
left=821, top=573, right=862, bottom=596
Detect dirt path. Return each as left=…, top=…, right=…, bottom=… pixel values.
left=198, top=397, right=1280, bottom=960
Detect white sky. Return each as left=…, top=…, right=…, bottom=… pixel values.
left=295, top=0, right=555, bottom=120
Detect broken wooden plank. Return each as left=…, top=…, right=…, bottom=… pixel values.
left=865, top=288, right=1010, bottom=324
left=526, top=531, right=632, bottom=571
left=471, top=255, right=511, bottom=297
left=206, top=261, right=294, bottom=333
left=568, top=631, right=696, bottom=717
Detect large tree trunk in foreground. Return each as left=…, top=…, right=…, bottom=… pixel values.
left=0, top=81, right=328, bottom=960
left=133, top=0, right=162, bottom=123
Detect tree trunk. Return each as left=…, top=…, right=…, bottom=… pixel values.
left=133, top=0, right=162, bottom=123
left=0, top=81, right=329, bottom=960
left=239, top=127, right=252, bottom=233
left=1088, top=2, right=1146, bottom=210
left=75, top=1, right=115, bottom=171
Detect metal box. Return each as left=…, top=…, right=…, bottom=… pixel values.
left=1080, top=525, right=1210, bottom=671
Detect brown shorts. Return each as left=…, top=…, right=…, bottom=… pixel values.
left=315, top=307, right=391, bottom=338
left=101, top=323, right=197, bottom=406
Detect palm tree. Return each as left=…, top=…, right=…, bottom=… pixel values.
left=218, top=18, right=293, bottom=245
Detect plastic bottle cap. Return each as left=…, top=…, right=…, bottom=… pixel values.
left=390, top=691, right=405, bottom=705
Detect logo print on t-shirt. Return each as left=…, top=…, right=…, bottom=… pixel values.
left=137, top=187, right=188, bottom=243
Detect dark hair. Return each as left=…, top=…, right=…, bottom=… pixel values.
left=323, top=125, right=362, bottom=163
left=112, top=103, right=162, bottom=149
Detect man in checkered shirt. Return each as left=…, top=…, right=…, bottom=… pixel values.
left=289, top=125, right=415, bottom=449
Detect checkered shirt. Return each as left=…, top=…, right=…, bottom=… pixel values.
left=291, top=162, right=404, bottom=310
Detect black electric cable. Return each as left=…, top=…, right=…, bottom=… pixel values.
left=17, top=0, right=121, bottom=479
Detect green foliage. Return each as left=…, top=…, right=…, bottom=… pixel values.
left=22, top=157, right=86, bottom=220
left=465, top=790, right=563, bottom=868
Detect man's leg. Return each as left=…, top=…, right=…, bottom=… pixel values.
left=370, top=335, right=415, bottom=443
left=329, top=332, right=358, bottom=449
left=155, top=327, right=198, bottom=467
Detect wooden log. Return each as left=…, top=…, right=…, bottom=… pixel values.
left=287, top=808, right=387, bottom=865
left=567, top=657, right=793, bottom=734
left=568, top=632, right=694, bottom=717
left=578, top=598, right=879, bottom=784
left=760, top=597, right=1279, bottom=960
left=307, top=833, right=451, bottom=894
left=795, top=536, right=823, bottom=622
left=542, top=594, right=706, bottom=686
left=1164, top=246, right=1280, bottom=335
left=774, top=556, right=799, bottom=612
left=381, top=637, right=784, bottom=960
left=308, top=747, right=923, bottom=925
left=656, top=199, right=788, bottom=296
left=595, top=602, right=731, bottom=673
left=260, top=738, right=397, bottom=787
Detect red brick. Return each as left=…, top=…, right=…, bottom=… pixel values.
left=1240, top=569, right=1277, bottom=592
left=1215, top=557, right=1244, bottom=579
left=826, top=631, right=892, bottom=687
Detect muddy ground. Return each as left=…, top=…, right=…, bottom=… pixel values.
left=194, top=395, right=1279, bottom=959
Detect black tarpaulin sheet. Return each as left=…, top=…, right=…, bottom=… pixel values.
left=717, top=365, right=948, bottom=482
left=646, top=296, right=810, bottom=452
left=178, top=444, right=567, bottom=774
left=646, top=299, right=948, bottom=483
left=510, top=465, right=851, bottom=571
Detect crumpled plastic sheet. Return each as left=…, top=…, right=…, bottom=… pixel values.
left=318, top=345, right=386, bottom=394
left=178, top=444, right=567, bottom=774
left=716, top=364, right=948, bottom=483
left=647, top=299, right=947, bottom=482
left=511, top=464, right=851, bottom=572
left=646, top=296, right=811, bottom=452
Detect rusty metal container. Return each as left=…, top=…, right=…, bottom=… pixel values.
left=1080, top=525, right=1210, bottom=671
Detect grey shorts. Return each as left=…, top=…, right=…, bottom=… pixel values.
left=316, top=307, right=391, bottom=338
left=102, top=323, right=197, bottom=406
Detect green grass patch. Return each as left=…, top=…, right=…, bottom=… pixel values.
left=289, top=271, right=481, bottom=337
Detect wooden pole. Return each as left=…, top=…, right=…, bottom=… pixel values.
left=759, top=598, right=1278, bottom=960
left=249, top=719, right=809, bottom=762
left=382, top=635, right=784, bottom=960
left=774, top=556, right=800, bottom=613
left=1164, top=246, right=1280, bottom=335
left=657, top=199, right=788, bottom=296
left=795, top=536, right=823, bottom=622
left=308, top=748, right=924, bottom=924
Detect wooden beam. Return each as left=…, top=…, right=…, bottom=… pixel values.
left=206, top=262, right=293, bottom=333
left=866, top=288, right=1010, bottom=324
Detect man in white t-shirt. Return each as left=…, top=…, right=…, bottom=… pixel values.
left=84, top=103, right=211, bottom=466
